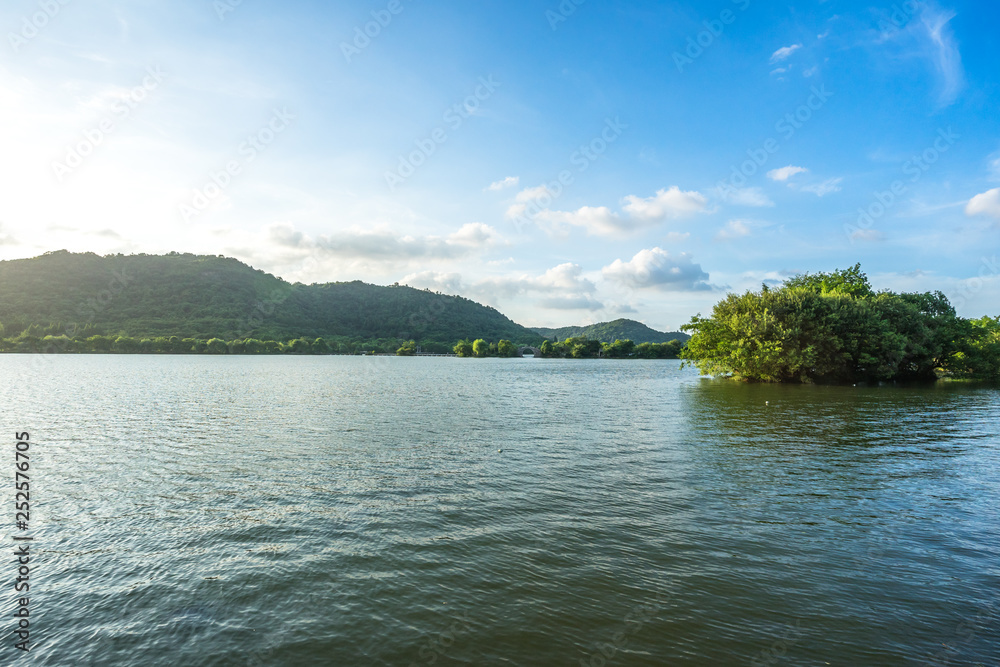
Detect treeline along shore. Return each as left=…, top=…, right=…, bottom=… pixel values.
left=3, top=253, right=995, bottom=381
left=0, top=251, right=684, bottom=358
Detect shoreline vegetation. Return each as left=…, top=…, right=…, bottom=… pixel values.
left=0, top=334, right=683, bottom=358
left=2, top=254, right=995, bottom=379
left=0, top=251, right=686, bottom=359
left=680, top=265, right=1000, bottom=384
left=451, top=337, right=682, bottom=359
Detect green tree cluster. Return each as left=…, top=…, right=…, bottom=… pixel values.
left=681, top=265, right=1000, bottom=383
left=507, top=336, right=682, bottom=359
left=0, top=333, right=435, bottom=356
left=452, top=339, right=519, bottom=357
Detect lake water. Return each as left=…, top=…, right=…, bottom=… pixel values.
left=2, top=355, right=999, bottom=666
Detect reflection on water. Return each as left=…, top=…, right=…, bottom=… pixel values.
left=1, top=356, right=997, bottom=666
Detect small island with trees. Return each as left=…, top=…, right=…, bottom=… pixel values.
left=680, top=265, right=999, bottom=383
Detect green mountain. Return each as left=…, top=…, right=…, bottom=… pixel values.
left=0, top=251, right=544, bottom=348
left=532, top=318, right=690, bottom=344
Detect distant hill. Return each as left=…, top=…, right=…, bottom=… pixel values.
left=0, top=251, right=544, bottom=347
left=532, top=319, right=690, bottom=344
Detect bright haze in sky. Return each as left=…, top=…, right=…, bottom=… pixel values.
left=1, top=0, right=998, bottom=330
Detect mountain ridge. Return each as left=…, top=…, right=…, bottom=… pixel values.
left=0, top=250, right=544, bottom=349
left=531, top=318, right=690, bottom=344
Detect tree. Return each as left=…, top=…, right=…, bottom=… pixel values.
left=206, top=338, right=228, bottom=354
left=783, top=263, right=874, bottom=299
left=497, top=339, right=517, bottom=357
left=682, top=266, right=972, bottom=383
left=86, top=335, right=114, bottom=352
left=472, top=339, right=490, bottom=358
left=454, top=339, right=474, bottom=357
left=951, top=316, right=1000, bottom=379
left=396, top=340, right=417, bottom=356
left=567, top=337, right=601, bottom=358
left=605, top=339, right=635, bottom=358
left=540, top=340, right=554, bottom=357
left=113, top=336, right=139, bottom=353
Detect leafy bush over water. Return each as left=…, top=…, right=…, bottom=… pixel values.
left=681, top=264, right=999, bottom=383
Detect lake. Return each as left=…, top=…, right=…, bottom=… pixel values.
left=3, top=355, right=998, bottom=666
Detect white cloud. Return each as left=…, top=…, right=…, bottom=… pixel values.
left=920, top=6, right=964, bottom=106
left=0, top=223, right=18, bottom=246
left=262, top=221, right=501, bottom=262
left=799, top=177, right=843, bottom=197
left=537, top=295, right=604, bottom=311
left=802, top=66, right=820, bottom=78
left=621, top=186, right=709, bottom=221
left=448, top=222, right=502, bottom=247
left=505, top=185, right=556, bottom=219
left=477, top=263, right=597, bottom=298
left=536, top=206, right=625, bottom=237
left=715, top=186, right=774, bottom=207
left=850, top=229, right=885, bottom=242
left=403, top=263, right=604, bottom=311
left=602, top=248, right=713, bottom=292
left=471, top=263, right=603, bottom=312
left=401, top=270, right=464, bottom=294
left=524, top=186, right=709, bottom=238
left=515, top=185, right=554, bottom=203
left=715, top=220, right=753, bottom=240
left=770, top=44, right=802, bottom=63
left=487, top=176, right=519, bottom=191
left=966, top=188, right=1000, bottom=219
left=989, top=153, right=1000, bottom=181
left=879, top=5, right=964, bottom=107
left=767, top=166, right=809, bottom=182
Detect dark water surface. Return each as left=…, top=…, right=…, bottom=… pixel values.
left=2, top=355, right=998, bottom=666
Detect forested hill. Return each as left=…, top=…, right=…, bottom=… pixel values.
left=0, top=251, right=544, bottom=347
left=532, top=319, right=690, bottom=344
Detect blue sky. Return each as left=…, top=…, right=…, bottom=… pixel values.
left=1, top=0, right=998, bottom=330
